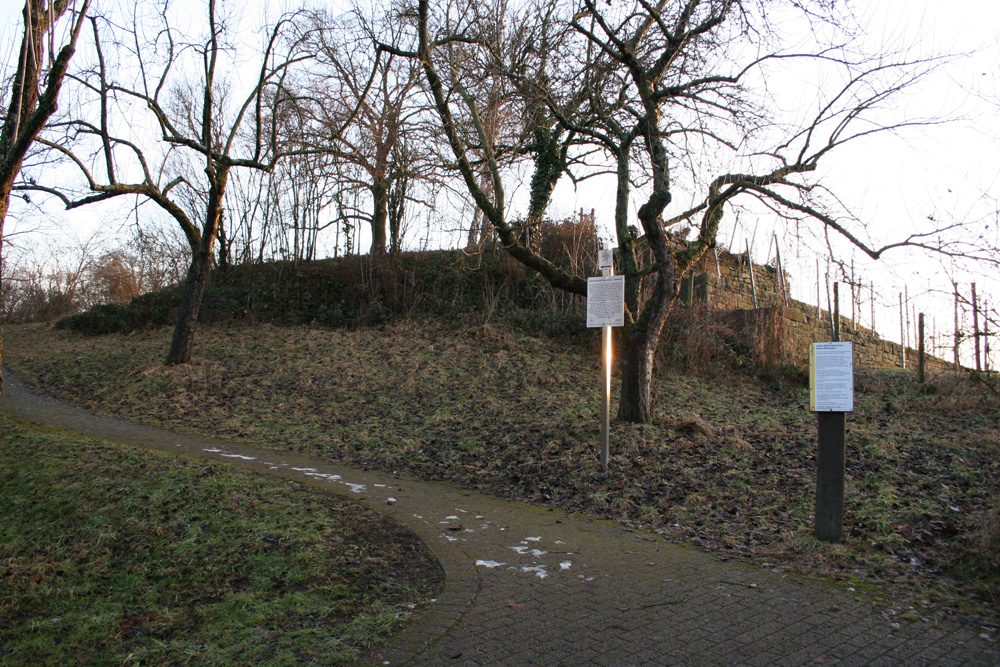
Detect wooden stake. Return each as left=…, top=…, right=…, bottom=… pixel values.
left=985, top=300, right=991, bottom=374
left=774, top=233, right=788, bottom=306
left=899, top=293, right=906, bottom=369
left=905, top=286, right=911, bottom=354
left=954, top=283, right=960, bottom=370
left=850, top=260, right=856, bottom=327
left=871, top=283, right=875, bottom=335
left=973, top=283, right=982, bottom=373
left=918, top=313, right=925, bottom=384
left=834, top=282, right=841, bottom=342
left=816, top=259, right=821, bottom=321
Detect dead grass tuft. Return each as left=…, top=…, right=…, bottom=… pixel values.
left=472, top=322, right=506, bottom=343
left=669, top=414, right=717, bottom=439
left=724, top=434, right=754, bottom=451
left=972, top=509, right=1000, bottom=572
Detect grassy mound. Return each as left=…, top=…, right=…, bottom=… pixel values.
left=57, top=250, right=589, bottom=337
left=6, top=319, right=1000, bottom=626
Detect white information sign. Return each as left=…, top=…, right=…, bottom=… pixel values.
left=598, top=249, right=614, bottom=270
left=810, top=342, right=854, bottom=412
left=587, top=275, right=625, bottom=328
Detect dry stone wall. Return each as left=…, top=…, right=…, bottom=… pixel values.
left=680, top=248, right=951, bottom=371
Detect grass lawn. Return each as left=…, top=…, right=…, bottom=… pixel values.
left=0, top=414, right=442, bottom=666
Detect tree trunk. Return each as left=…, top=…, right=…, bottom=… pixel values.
left=0, top=2, right=45, bottom=395
left=466, top=207, right=481, bottom=249
left=617, top=282, right=675, bottom=422
left=0, top=194, right=7, bottom=394
left=370, top=182, right=388, bottom=255
left=618, top=321, right=656, bottom=423
left=388, top=173, right=407, bottom=254
left=216, top=210, right=231, bottom=270
left=166, top=171, right=227, bottom=365
left=166, top=245, right=211, bottom=365
left=617, top=197, right=677, bottom=423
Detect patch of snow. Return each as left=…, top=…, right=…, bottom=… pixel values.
left=521, top=565, right=548, bottom=579
left=203, top=448, right=223, bottom=453
left=475, top=560, right=506, bottom=568
left=560, top=561, right=572, bottom=570
left=304, top=472, right=342, bottom=482
left=220, top=453, right=256, bottom=461
left=444, top=515, right=460, bottom=520
left=343, top=483, right=366, bottom=493
left=510, top=546, right=529, bottom=554
left=291, top=467, right=317, bottom=472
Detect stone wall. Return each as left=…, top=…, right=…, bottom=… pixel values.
left=679, top=247, right=952, bottom=371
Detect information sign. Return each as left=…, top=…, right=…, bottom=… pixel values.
left=810, top=342, right=854, bottom=412
left=587, top=275, right=624, bottom=328
left=598, top=249, right=614, bottom=271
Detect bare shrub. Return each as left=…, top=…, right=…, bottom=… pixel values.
left=970, top=509, right=1000, bottom=575
left=536, top=210, right=600, bottom=276
left=657, top=305, right=739, bottom=375
left=83, top=252, right=140, bottom=307
left=1, top=253, right=87, bottom=323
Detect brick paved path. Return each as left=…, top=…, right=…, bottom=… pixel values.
left=3, top=373, right=996, bottom=666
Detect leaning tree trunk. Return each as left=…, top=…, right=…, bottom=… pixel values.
left=166, top=239, right=213, bottom=365
left=166, top=174, right=227, bottom=365
left=0, top=199, right=6, bottom=395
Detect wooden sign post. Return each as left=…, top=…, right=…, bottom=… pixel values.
left=810, top=342, right=854, bottom=543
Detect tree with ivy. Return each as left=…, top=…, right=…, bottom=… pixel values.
left=388, top=0, right=959, bottom=423
left=0, top=0, right=90, bottom=393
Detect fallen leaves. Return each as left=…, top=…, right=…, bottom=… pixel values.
left=5, top=320, right=1000, bottom=625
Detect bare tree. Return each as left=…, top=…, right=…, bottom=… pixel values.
left=295, top=8, right=442, bottom=255
left=222, top=150, right=340, bottom=264
left=21, top=0, right=326, bottom=363
left=393, top=0, right=967, bottom=423
left=0, top=0, right=89, bottom=391
left=384, top=0, right=586, bottom=281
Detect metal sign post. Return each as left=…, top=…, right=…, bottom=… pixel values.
left=589, top=249, right=622, bottom=471
left=809, top=342, right=854, bottom=543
